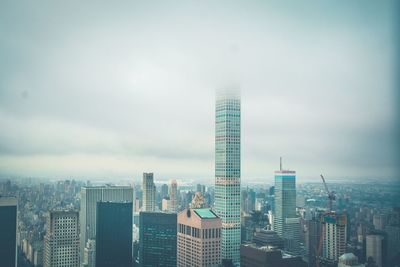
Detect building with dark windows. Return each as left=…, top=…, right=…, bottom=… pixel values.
left=96, top=202, right=133, bottom=267
left=0, top=196, right=17, bottom=267
left=139, top=212, right=177, bottom=267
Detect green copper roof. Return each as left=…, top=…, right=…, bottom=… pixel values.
left=193, top=208, right=218, bottom=219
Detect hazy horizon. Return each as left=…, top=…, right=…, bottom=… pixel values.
left=1, top=1, right=399, bottom=182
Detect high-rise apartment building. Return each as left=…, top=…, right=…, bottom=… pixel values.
left=273, top=159, right=300, bottom=254
left=44, top=210, right=79, bottom=267
left=215, top=90, right=241, bottom=265
left=139, top=212, right=177, bottom=267
left=177, top=208, right=221, bottom=267
left=79, top=186, right=133, bottom=261
left=169, top=179, right=178, bottom=213
left=0, top=196, right=18, bottom=267
left=142, top=173, right=156, bottom=212
left=96, top=202, right=133, bottom=267
left=322, top=212, right=347, bottom=262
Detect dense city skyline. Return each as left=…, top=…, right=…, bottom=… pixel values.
left=0, top=1, right=399, bottom=181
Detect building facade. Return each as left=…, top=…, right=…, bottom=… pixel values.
left=79, top=186, right=133, bottom=261
left=169, top=179, right=178, bottom=213
left=366, top=234, right=386, bottom=267
left=139, top=212, right=177, bottom=267
left=273, top=160, right=300, bottom=254
left=96, top=202, right=133, bottom=267
left=215, top=91, right=241, bottom=265
left=322, top=212, right=347, bottom=262
left=177, top=208, right=221, bottom=267
left=0, top=196, right=18, bottom=267
left=142, top=173, right=156, bottom=212
left=44, top=210, right=79, bottom=267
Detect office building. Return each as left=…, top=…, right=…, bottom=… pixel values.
left=96, top=202, right=133, bottom=267
left=142, top=173, right=156, bottom=212
left=240, top=244, right=307, bottom=267
left=215, top=90, right=241, bottom=265
left=161, top=184, right=169, bottom=199
left=273, top=159, right=300, bottom=254
left=44, top=210, right=79, bottom=267
left=0, top=196, right=18, bottom=267
left=252, top=229, right=284, bottom=249
left=366, top=234, right=387, bottom=267
left=139, top=212, right=177, bottom=267
left=81, top=239, right=95, bottom=267
left=79, top=186, right=133, bottom=260
left=169, top=179, right=178, bottom=213
left=177, top=208, right=221, bottom=267
left=322, top=212, right=347, bottom=262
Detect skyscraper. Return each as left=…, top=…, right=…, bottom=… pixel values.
left=215, top=90, right=241, bottom=265
left=79, top=186, right=133, bottom=261
left=273, top=158, right=300, bottom=254
left=142, top=173, right=156, bottom=212
left=0, top=196, right=17, bottom=267
left=96, top=202, right=133, bottom=267
left=177, top=208, right=222, bottom=267
left=322, top=212, right=347, bottom=262
left=139, top=212, right=177, bottom=267
left=44, top=210, right=79, bottom=267
left=169, top=179, right=178, bottom=213
left=366, top=234, right=387, bottom=267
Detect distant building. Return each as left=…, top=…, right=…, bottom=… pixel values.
left=190, top=192, right=206, bottom=208
left=253, top=229, right=284, bottom=250
left=0, top=196, right=18, bottom=267
left=142, top=173, right=156, bottom=212
left=44, top=210, right=79, bottom=267
left=366, top=234, right=387, bottom=267
left=338, top=253, right=364, bottom=267
left=81, top=239, right=95, bottom=267
left=273, top=158, right=300, bottom=254
left=215, top=90, right=241, bottom=265
left=139, top=212, right=177, bottom=267
left=177, top=208, right=221, bottom=267
left=169, top=179, right=178, bottom=213
left=79, top=186, right=133, bottom=260
left=322, top=212, right=347, bottom=262
left=95, top=202, right=133, bottom=267
left=161, top=184, right=169, bottom=199
left=240, top=244, right=307, bottom=267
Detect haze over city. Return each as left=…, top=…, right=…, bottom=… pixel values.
left=0, top=1, right=399, bottom=182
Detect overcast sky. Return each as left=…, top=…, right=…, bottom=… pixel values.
left=0, top=1, right=399, bottom=183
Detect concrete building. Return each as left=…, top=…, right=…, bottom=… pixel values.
left=177, top=208, right=221, bottom=267
left=95, top=202, right=133, bottom=267
left=139, top=212, right=177, bottom=267
left=215, top=90, right=241, bottom=265
left=338, top=253, right=364, bottom=267
left=44, top=210, right=79, bottom=267
left=366, top=234, right=386, bottom=267
left=81, top=239, right=95, bottom=267
left=322, top=212, right=347, bottom=262
left=169, top=179, right=178, bottom=213
left=79, top=186, right=133, bottom=261
left=0, top=196, right=18, bottom=267
left=253, top=229, right=284, bottom=249
left=240, top=244, right=307, bottom=267
left=142, top=173, right=156, bottom=212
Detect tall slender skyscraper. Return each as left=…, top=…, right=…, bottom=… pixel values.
left=215, top=90, right=241, bottom=265
left=0, top=196, right=17, bottom=267
left=273, top=158, right=300, bottom=254
left=169, top=179, right=178, bottom=213
left=142, top=173, right=156, bottom=212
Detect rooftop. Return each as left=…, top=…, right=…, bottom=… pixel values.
left=193, top=208, right=218, bottom=219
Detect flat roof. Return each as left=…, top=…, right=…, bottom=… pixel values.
left=193, top=208, right=218, bottom=219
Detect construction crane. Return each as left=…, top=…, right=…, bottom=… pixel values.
left=314, top=174, right=337, bottom=267
left=320, top=174, right=336, bottom=212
